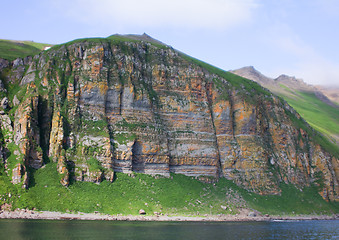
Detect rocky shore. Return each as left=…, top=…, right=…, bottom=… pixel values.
left=0, top=209, right=337, bottom=222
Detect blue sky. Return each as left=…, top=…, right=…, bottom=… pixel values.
left=2, top=0, right=339, bottom=86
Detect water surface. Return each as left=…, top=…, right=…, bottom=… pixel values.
left=0, top=219, right=338, bottom=240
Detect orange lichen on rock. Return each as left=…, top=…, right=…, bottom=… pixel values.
left=1, top=39, right=337, bottom=201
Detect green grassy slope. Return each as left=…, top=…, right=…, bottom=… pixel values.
left=0, top=36, right=338, bottom=216
left=0, top=39, right=51, bottom=61
left=0, top=163, right=337, bottom=216
left=279, top=88, right=339, bottom=145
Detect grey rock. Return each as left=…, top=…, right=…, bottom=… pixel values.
left=0, top=114, right=13, bottom=139
left=25, top=62, right=36, bottom=74
left=12, top=58, right=24, bottom=68
left=23, top=56, right=32, bottom=65
left=1, top=97, right=8, bottom=109
left=13, top=95, right=20, bottom=106
left=20, top=72, right=35, bottom=85
left=0, top=58, right=9, bottom=70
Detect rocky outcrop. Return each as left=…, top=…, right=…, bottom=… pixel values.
left=10, top=84, right=43, bottom=187
left=49, top=110, right=64, bottom=162
left=48, top=110, right=70, bottom=186
left=0, top=36, right=338, bottom=201
left=13, top=85, right=43, bottom=169
left=11, top=163, right=29, bottom=188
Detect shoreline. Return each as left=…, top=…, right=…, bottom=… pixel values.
left=0, top=210, right=338, bottom=222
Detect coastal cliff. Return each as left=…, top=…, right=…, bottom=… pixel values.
left=0, top=35, right=338, bottom=203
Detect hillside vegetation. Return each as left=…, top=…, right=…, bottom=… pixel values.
left=280, top=89, right=339, bottom=145
left=0, top=35, right=338, bottom=216
left=231, top=66, right=339, bottom=149
left=0, top=39, right=51, bottom=61
left=0, top=163, right=337, bottom=216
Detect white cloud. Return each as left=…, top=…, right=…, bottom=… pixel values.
left=52, top=0, right=258, bottom=30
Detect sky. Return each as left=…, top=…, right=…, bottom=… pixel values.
left=2, top=0, right=339, bottom=86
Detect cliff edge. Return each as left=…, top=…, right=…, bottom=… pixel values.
left=0, top=35, right=338, bottom=202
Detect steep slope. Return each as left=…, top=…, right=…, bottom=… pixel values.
left=231, top=66, right=339, bottom=146
left=0, top=35, right=338, bottom=206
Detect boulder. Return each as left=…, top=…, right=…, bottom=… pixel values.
left=139, top=209, right=146, bottom=215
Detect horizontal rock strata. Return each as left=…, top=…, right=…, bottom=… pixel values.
left=0, top=38, right=337, bottom=201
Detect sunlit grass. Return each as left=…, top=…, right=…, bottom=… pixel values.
left=282, top=91, right=339, bottom=141
left=0, top=39, right=50, bottom=61
left=0, top=163, right=337, bottom=216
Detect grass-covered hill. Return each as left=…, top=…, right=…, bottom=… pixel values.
left=0, top=35, right=338, bottom=217
left=280, top=89, right=339, bottom=145
left=0, top=39, right=51, bottom=61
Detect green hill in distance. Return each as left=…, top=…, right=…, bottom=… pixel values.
left=231, top=66, right=339, bottom=147
left=0, top=39, right=52, bottom=61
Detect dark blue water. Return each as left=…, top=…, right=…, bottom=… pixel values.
left=0, top=219, right=338, bottom=240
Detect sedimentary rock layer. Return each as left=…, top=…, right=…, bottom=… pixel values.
left=0, top=37, right=338, bottom=201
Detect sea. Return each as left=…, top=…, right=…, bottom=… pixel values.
left=0, top=219, right=338, bottom=239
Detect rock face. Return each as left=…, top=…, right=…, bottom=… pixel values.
left=231, top=66, right=339, bottom=148
left=0, top=36, right=338, bottom=201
